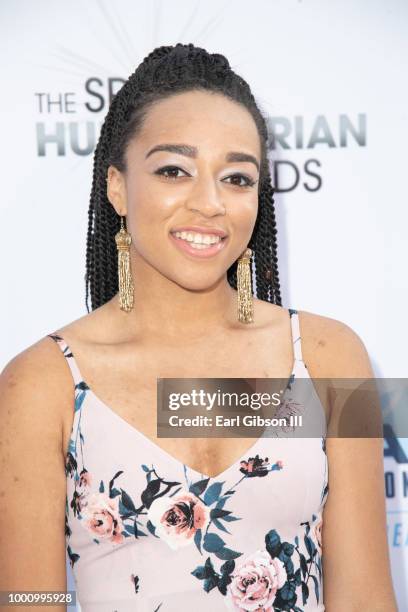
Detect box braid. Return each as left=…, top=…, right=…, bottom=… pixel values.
left=85, top=42, right=282, bottom=312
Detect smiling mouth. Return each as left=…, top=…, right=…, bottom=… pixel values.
left=171, top=230, right=227, bottom=247
left=169, top=231, right=228, bottom=257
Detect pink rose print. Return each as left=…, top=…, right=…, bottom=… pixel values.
left=147, top=489, right=211, bottom=550
left=226, top=549, right=287, bottom=611
left=80, top=492, right=124, bottom=544
left=314, top=518, right=323, bottom=553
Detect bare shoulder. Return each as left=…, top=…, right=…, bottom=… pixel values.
left=297, top=308, right=375, bottom=378
left=255, top=299, right=374, bottom=379
left=0, top=300, right=110, bottom=426
left=0, top=298, right=118, bottom=405
left=0, top=334, right=75, bottom=446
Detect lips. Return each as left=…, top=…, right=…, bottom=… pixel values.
left=169, top=231, right=228, bottom=259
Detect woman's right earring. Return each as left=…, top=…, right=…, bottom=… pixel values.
left=115, top=215, right=134, bottom=312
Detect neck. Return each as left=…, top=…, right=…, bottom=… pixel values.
left=111, top=251, right=240, bottom=340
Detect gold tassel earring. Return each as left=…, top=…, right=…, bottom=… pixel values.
left=115, top=215, right=134, bottom=312
left=237, top=247, right=254, bottom=323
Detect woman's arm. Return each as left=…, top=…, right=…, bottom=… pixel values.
left=0, top=339, right=70, bottom=611
left=313, top=318, right=398, bottom=611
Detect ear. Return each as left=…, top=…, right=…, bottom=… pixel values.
left=106, top=165, right=127, bottom=216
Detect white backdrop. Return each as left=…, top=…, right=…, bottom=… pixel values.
left=1, top=0, right=407, bottom=608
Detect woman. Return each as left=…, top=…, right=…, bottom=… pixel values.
left=0, top=43, right=397, bottom=611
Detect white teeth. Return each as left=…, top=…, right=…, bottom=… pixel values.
left=173, top=231, right=222, bottom=245
left=189, top=242, right=212, bottom=250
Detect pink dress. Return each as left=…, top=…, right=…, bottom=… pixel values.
left=48, top=308, right=329, bottom=611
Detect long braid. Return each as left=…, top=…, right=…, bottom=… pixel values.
left=85, top=43, right=283, bottom=312
left=268, top=186, right=282, bottom=305
left=254, top=179, right=282, bottom=305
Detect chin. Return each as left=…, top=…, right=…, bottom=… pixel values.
left=169, top=270, right=226, bottom=292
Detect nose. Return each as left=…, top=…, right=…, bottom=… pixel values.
left=185, top=174, right=226, bottom=217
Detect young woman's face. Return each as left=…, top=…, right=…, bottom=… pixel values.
left=108, top=89, right=262, bottom=291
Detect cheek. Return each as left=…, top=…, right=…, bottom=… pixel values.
left=125, top=179, right=175, bottom=242
left=228, top=198, right=258, bottom=235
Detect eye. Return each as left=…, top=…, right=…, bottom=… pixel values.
left=154, top=166, right=257, bottom=188
left=154, top=165, right=188, bottom=180
left=223, top=173, right=257, bottom=188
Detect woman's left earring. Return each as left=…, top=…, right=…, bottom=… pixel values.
left=115, top=215, right=134, bottom=312
left=237, top=247, right=254, bottom=324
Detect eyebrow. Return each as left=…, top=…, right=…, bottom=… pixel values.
left=145, top=143, right=260, bottom=172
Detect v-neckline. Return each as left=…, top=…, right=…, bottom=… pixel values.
left=54, top=310, right=300, bottom=481
left=77, top=363, right=297, bottom=482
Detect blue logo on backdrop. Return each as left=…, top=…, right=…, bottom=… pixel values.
left=384, top=425, right=408, bottom=550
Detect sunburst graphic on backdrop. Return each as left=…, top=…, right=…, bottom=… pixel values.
left=30, top=0, right=246, bottom=175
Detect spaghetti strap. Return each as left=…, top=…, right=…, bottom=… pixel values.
left=47, top=332, right=85, bottom=387
left=288, top=308, right=304, bottom=362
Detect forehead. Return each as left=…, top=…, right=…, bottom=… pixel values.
left=132, top=90, right=261, bottom=158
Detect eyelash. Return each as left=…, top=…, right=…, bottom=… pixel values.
left=154, top=165, right=257, bottom=188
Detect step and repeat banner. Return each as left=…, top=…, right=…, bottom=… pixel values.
left=1, top=0, right=407, bottom=608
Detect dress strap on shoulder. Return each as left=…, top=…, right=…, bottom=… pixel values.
left=47, top=333, right=84, bottom=387
left=288, top=308, right=304, bottom=362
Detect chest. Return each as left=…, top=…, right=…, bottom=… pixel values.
left=62, top=338, right=296, bottom=478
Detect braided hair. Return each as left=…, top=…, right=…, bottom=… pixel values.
left=85, top=42, right=282, bottom=313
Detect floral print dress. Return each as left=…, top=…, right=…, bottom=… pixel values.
left=48, top=309, right=329, bottom=612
